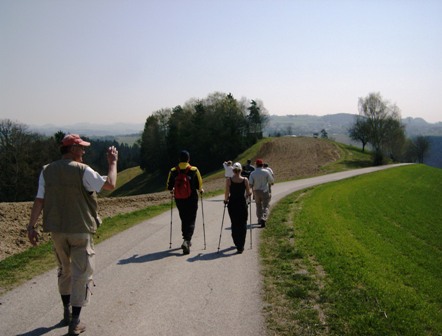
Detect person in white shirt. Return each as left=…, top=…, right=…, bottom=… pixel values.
left=27, top=134, right=118, bottom=335
left=223, top=160, right=234, bottom=178
left=249, top=159, right=274, bottom=228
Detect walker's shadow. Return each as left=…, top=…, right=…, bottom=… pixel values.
left=248, top=223, right=261, bottom=229
left=117, top=248, right=182, bottom=264
left=187, top=246, right=237, bottom=262
left=16, top=320, right=66, bottom=336
left=223, top=224, right=260, bottom=230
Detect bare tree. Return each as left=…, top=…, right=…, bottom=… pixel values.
left=406, top=135, right=431, bottom=163
left=356, top=92, right=406, bottom=165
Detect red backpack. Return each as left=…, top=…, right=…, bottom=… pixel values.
left=174, top=165, right=192, bottom=199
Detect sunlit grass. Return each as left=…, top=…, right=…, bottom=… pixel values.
left=261, top=164, right=442, bottom=335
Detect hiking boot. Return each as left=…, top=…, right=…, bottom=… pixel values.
left=63, top=305, right=71, bottom=325
left=181, top=240, right=191, bottom=255
left=68, top=318, right=86, bottom=335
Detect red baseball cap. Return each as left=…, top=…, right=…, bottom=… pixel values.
left=61, top=134, right=91, bottom=147
left=256, top=159, right=263, bottom=165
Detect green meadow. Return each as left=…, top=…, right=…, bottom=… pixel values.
left=261, top=164, right=442, bottom=335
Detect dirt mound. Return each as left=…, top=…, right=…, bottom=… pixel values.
left=0, top=137, right=340, bottom=261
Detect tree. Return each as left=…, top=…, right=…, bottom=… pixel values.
left=139, top=109, right=170, bottom=173
left=246, top=100, right=268, bottom=144
left=405, top=135, right=431, bottom=163
left=348, top=116, right=370, bottom=152
left=0, top=119, right=58, bottom=201
left=382, top=117, right=406, bottom=161
left=414, top=136, right=430, bottom=163
left=355, top=92, right=406, bottom=165
left=138, top=92, right=269, bottom=176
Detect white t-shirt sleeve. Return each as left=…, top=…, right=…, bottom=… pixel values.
left=83, top=166, right=107, bottom=192
left=36, top=171, right=45, bottom=199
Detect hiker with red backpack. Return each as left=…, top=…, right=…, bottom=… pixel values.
left=167, top=150, right=204, bottom=255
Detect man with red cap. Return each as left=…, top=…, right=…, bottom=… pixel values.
left=249, top=158, right=274, bottom=228
left=27, top=134, right=118, bottom=335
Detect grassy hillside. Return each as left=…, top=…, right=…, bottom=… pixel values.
left=110, top=137, right=372, bottom=197
left=107, top=168, right=167, bottom=197
left=261, top=164, right=442, bottom=335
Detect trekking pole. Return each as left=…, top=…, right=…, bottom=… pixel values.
left=200, top=192, right=207, bottom=250
left=249, top=196, right=253, bottom=249
left=217, top=203, right=227, bottom=253
left=169, top=193, right=173, bottom=249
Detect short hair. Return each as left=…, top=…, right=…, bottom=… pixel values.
left=179, top=150, right=190, bottom=162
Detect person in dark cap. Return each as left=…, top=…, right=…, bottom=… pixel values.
left=27, top=134, right=118, bottom=335
left=249, top=158, right=274, bottom=228
left=241, top=159, right=255, bottom=179
left=167, top=150, right=204, bottom=255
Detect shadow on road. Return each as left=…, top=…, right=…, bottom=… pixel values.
left=16, top=320, right=66, bottom=336
left=186, top=246, right=238, bottom=262
left=117, top=248, right=182, bottom=264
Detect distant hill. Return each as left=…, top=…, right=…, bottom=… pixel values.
left=265, top=114, right=442, bottom=169
left=265, top=114, right=442, bottom=138
left=28, top=114, right=442, bottom=168
left=30, top=122, right=144, bottom=137
left=28, top=114, right=442, bottom=139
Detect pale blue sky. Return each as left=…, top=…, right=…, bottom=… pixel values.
left=1, top=0, right=441, bottom=126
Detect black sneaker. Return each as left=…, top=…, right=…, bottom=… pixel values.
left=181, top=240, right=190, bottom=255
left=260, top=220, right=266, bottom=228
left=237, top=247, right=244, bottom=254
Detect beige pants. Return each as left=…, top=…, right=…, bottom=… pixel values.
left=254, top=190, right=270, bottom=222
left=51, top=232, right=95, bottom=307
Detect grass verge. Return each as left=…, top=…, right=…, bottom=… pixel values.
left=261, top=164, right=442, bottom=335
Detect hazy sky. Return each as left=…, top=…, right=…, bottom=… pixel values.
left=1, top=0, right=441, bottom=126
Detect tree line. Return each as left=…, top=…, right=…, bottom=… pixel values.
left=348, top=92, right=430, bottom=165
left=0, top=91, right=267, bottom=202
left=3, top=91, right=428, bottom=202
left=139, top=92, right=268, bottom=175
left=0, top=119, right=140, bottom=202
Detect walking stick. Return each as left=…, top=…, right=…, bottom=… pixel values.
left=249, top=196, right=253, bottom=249
left=217, top=203, right=227, bottom=253
left=200, top=192, right=207, bottom=250
left=169, top=193, right=173, bottom=249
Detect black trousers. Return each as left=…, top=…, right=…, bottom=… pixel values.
left=175, top=197, right=198, bottom=241
left=228, top=202, right=248, bottom=249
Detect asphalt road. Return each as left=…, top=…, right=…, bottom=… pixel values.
left=0, top=164, right=408, bottom=336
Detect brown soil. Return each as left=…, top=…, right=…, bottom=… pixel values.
left=0, top=137, right=341, bottom=261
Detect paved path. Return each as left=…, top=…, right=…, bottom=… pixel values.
left=0, top=164, right=408, bottom=336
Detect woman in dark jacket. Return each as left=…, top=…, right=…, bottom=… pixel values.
left=224, top=162, right=252, bottom=253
